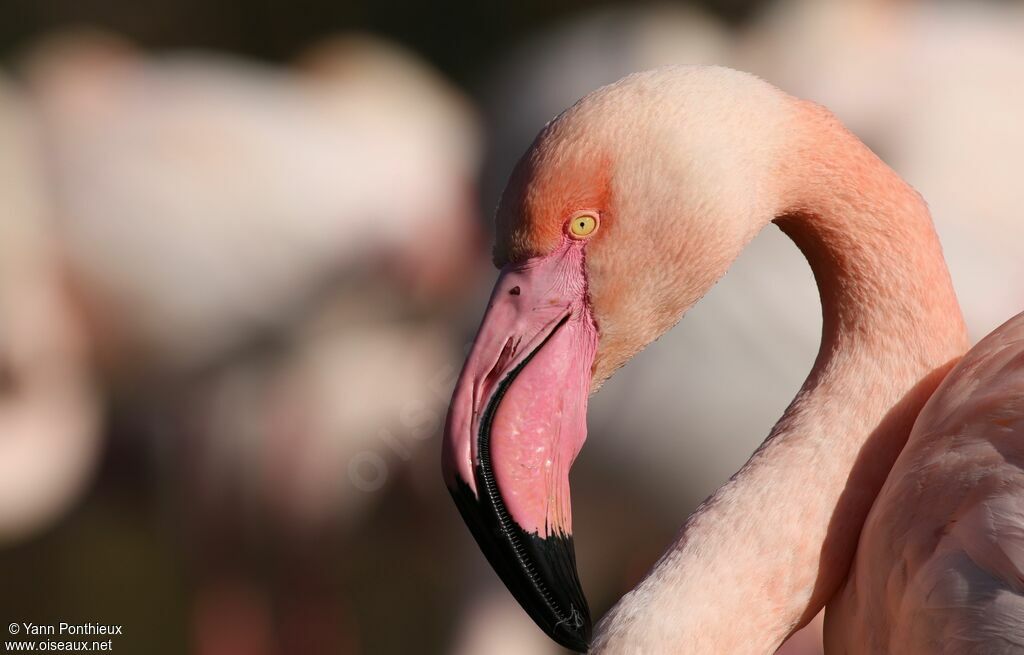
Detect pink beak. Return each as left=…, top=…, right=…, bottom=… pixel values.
left=442, top=237, right=597, bottom=651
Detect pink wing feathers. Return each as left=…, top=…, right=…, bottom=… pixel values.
left=829, top=312, right=1024, bottom=653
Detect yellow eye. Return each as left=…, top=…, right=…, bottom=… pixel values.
left=568, top=214, right=598, bottom=238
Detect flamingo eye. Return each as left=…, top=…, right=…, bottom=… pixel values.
left=568, top=214, right=598, bottom=238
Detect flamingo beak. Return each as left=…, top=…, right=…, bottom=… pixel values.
left=442, top=238, right=597, bottom=652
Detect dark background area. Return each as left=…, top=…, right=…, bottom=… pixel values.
left=0, top=0, right=763, bottom=80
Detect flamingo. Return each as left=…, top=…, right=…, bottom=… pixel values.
left=0, top=73, right=101, bottom=543
left=23, top=30, right=480, bottom=375
left=20, top=30, right=484, bottom=654
left=21, top=29, right=483, bottom=526
left=442, top=66, right=1023, bottom=652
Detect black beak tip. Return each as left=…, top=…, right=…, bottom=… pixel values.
left=550, top=618, right=591, bottom=652
left=520, top=530, right=592, bottom=652
left=449, top=477, right=593, bottom=653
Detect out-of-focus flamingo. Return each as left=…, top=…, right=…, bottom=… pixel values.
left=442, top=67, right=1024, bottom=652
left=0, top=74, right=101, bottom=543
left=22, top=30, right=483, bottom=654
left=22, top=29, right=482, bottom=525
left=25, top=31, right=480, bottom=377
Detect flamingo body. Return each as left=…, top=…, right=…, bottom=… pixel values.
left=830, top=312, right=1024, bottom=653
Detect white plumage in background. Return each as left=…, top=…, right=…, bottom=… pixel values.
left=25, top=30, right=480, bottom=377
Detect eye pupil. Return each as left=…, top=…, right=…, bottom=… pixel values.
left=568, top=213, right=598, bottom=238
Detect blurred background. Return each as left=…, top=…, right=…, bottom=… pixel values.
left=2, top=0, right=1024, bottom=653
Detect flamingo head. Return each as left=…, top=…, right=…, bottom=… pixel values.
left=442, top=67, right=786, bottom=651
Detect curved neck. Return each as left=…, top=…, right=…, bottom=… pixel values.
left=593, top=101, right=969, bottom=653
left=776, top=104, right=966, bottom=364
